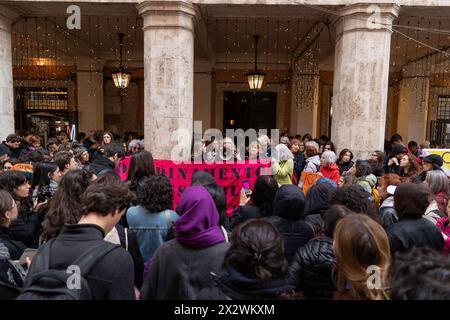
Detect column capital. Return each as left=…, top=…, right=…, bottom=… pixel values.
left=335, top=2, right=400, bottom=39
left=137, top=0, right=197, bottom=32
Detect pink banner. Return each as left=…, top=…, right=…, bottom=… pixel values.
left=115, top=157, right=271, bottom=216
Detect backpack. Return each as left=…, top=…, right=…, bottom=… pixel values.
left=371, top=186, right=381, bottom=208
left=16, top=239, right=120, bottom=300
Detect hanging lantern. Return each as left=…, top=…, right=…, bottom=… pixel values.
left=246, top=35, right=265, bottom=91
left=112, top=33, right=131, bottom=89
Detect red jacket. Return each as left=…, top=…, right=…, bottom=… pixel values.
left=320, top=163, right=341, bottom=184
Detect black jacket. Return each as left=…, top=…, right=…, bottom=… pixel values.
left=293, top=152, right=305, bottom=179
left=9, top=208, right=42, bottom=249
left=88, top=155, right=116, bottom=176
left=0, top=142, right=21, bottom=159
left=289, top=237, right=336, bottom=299
left=197, top=268, right=294, bottom=300
left=264, top=185, right=314, bottom=262
left=303, top=183, right=335, bottom=233
left=23, top=224, right=135, bottom=300
left=387, top=217, right=444, bottom=254
left=229, top=205, right=267, bottom=229
left=0, top=227, right=27, bottom=260
left=336, top=160, right=353, bottom=175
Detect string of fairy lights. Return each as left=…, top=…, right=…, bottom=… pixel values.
left=9, top=9, right=450, bottom=116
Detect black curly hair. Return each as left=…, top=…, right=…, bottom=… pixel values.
left=138, top=175, right=173, bottom=213
left=354, top=160, right=373, bottom=178
left=329, top=186, right=378, bottom=222
left=389, top=247, right=450, bottom=300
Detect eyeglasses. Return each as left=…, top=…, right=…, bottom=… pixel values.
left=3, top=166, right=12, bottom=170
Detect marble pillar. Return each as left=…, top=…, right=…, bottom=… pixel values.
left=76, top=57, right=104, bottom=133
left=0, top=7, right=17, bottom=141
left=137, top=1, right=196, bottom=161
left=397, top=62, right=430, bottom=143
left=291, top=47, right=320, bottom=137
left=331, top=3, right=399, bottom=158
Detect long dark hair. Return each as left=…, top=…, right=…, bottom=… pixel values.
left=250, top=175, right=279, bottom=216
left=42, top=169, right=94, bottom=241
left=32, top=162, right=58, bottom=190
left=0, top=171, right=31, bottom=216
left=127, top=151, right=155, bottom=190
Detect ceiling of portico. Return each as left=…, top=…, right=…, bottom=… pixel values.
left=3, top=0, right=450, bottom=75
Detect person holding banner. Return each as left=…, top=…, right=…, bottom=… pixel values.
left=271, top=144, right=294, bottom=186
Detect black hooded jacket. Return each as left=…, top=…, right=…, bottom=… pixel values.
left=197, top=268, right=294, bottom=300
left=264, top=185, right=314, bottom=262
left=302, top=183, right=336, bottom=233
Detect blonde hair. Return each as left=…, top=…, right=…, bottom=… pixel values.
left=333, top=215, right=391, bottom=300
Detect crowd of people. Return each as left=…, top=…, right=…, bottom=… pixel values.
left=0, top=129, right=449, bottom=300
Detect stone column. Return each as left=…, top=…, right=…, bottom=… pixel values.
left=138, top=1, right=196, bottom=160
left=397, top=62, right=430, bottom=143
left=331, top=3, right=399, bottom=158
left=0, top=7, right=18, bottom=140
left=76, top=57, right=104, bottom=133
left=291, top=46, right=320, bottom=137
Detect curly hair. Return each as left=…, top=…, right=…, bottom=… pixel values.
left=138, top=175, right=173, bottom=213
left=42, top=170, right=95, bottom=241
left=354, top=160, right=373, bottom=178
left=251, top=175, right=279, bottom=216
left=224, top=219, right=288, bottom=283
left=329, top=186, right=378, bottom=221
left=389, top=247, right=450, bottom=300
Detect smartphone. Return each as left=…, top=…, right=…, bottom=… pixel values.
left=18, top=249, right=38, bottom=265
left=242, top=180, right=251, bottom=197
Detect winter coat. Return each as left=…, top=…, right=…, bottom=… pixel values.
left=336, top=160, right=353, bottom=175
left=23, top=224, right=135, bottom=300
left=229, top=205, right=268, bottom=230
left=436, top=217, right=450, bottom=256
left=320, top=163, right=341, bottom=184
left=88, top=155, right=117, bottom=176
left=424, top=200, right=446, bottom=225
left=264, top=185, right=314, bottom=262
left=379, top=197, right=398, bottom=229
left=0, top=142, right=21, bottom=159
left=356, top=174, right=377, bottom=195
left=303, top=156, right=321, bottom=173
left=197, top=268, right=294, bottom=300
left=140, top=238, right=230, bottom=300
left=0, top=227, right=27, bottom=260
left=387, top=217, right=444, bottom=254
left=0, top=243, right=26, bottom=300
left=271, top=159, right=294, bottom=185
left=293, top=152, right=305, bottom=180
left=288, top=236, right=336, bottom=299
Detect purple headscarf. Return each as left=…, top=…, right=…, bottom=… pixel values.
left=175, top=186, right=225, bottom=248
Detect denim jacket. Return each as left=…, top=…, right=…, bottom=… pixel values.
left=126, top=206, right=178, bottom=262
